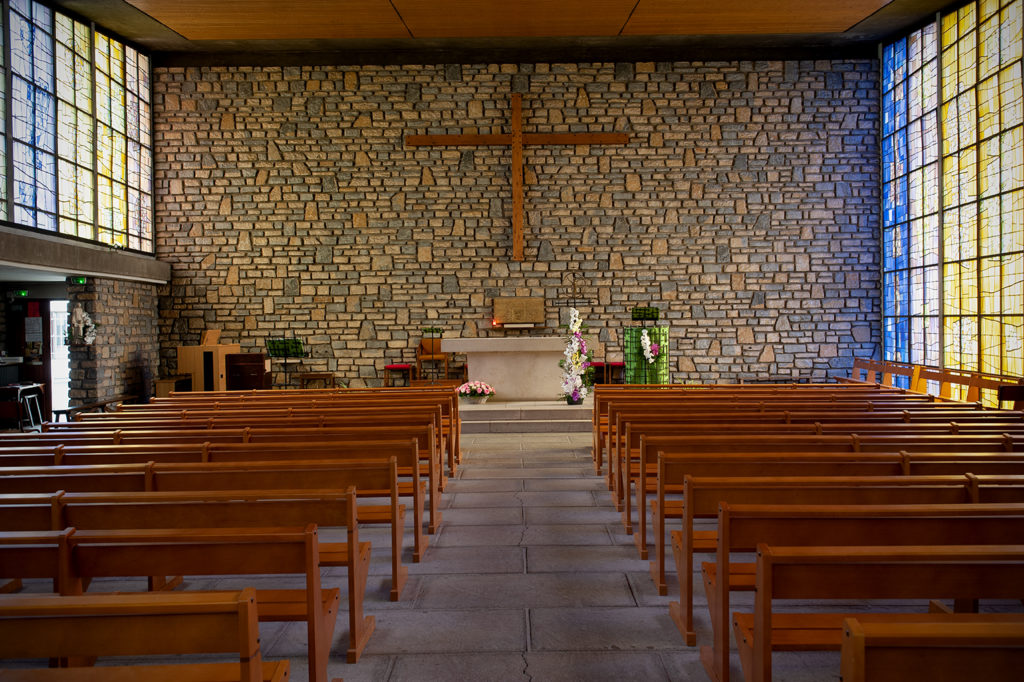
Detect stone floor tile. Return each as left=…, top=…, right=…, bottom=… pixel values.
left=529, top=606, right=687, bottom=651
left=448, top=491, right=528, bottom=508
left=389, top=653, right=530, bottom=681
left=445, top=478, right=523, bottom=493
left=416, top=573, right=635, bottom=609
left=518, top=490, right=599, bottom=506
left=523, top=477, right=607, bottom=492
left=363, top=609, right=526, bottom=654
left=520, top=524, right=614, bottom=547
left=440, top=507, right=524, bottom=525
left=525, top=651, right=675, bottom=681
left=406, top=546, right=525, bottom=574
left=434, top=524, right=528, bottom=547
left=526, top=506, right=622, bottom=525
left=526, top=545, right=650, bottom=574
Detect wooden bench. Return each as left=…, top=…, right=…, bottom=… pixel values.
left=0, top=523, right=364, bottom=677
left=0, top=588, right=289, bottom=681
left=3, top=423, right=444, bottom=531
left=50, top=394, right=136, bottom=422
left=38, top=417, right=448, bottom=499
left=0, top=458, right=406, bottom=600
left=627, top=432, right=1024, bottom=563
left=614, top=412, right=1024, bottom=516
left=70, top=524, right=368, bottom=672
left=85, top=393, right=462, bottom=474
left=650, top=453, right=1024, bottom=600
left=665, top=473, right=981, bottom=639
left=731, top=542, right=1024, bottom=682
left=840, top=616, right=1024, bottom=682
left=591, top=384, right=914, bottom=473
left=605, top=401, right=1012, bottom=503
left=599, top=393, right=956, bottom=481
left=702, top=502, right=1024, bottom=681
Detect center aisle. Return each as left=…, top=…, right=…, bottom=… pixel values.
left=329, top=431, right=700, bottom=681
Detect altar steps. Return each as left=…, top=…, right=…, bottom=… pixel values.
left=459, top=400, right=591, bottom=433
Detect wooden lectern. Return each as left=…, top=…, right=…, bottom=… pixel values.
left=176, top=330, right=241, bottom=392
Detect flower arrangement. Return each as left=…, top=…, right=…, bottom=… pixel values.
left=458, top=381, right=495, bottom=398
left=640, top=329, right=660, bottom=365
left=559, top=307, right=594, bottom=403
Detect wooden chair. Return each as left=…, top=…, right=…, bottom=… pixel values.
left=416, top=338, right=448, bottom=381
left=383, top=363, right=414, bottom=386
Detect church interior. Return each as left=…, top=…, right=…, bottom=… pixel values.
left=1, top=0, right=1024, bottom=680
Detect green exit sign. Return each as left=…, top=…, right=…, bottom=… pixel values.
left=70, top=276, right=87, bottom=285
left=12, top=290, right=28, bottom=298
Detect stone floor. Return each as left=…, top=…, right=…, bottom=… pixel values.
left=328, top=431, right=710, bottom=682
left=6, top=431, right=848, bottom=680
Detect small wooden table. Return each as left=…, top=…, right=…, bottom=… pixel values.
left=298, top=372, right=335, bottom=389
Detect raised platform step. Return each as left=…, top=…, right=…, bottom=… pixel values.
left=459, top=399, right=591, bottom=434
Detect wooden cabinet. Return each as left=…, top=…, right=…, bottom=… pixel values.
left=176, top=343, right=240, bottom=392
left=226, top=353, right=272, bottom=391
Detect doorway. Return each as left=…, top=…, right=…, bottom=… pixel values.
left=49, top=300, right=70, bottom=412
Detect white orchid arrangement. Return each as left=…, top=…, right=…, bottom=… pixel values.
left=640, top=329, right=661, bottom=365
left=559, top=307, right=594, bottom=402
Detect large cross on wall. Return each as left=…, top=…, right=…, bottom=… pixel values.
left=405, top=93, right=628, bottom=261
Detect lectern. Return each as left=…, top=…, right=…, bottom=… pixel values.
left=176, top=330, right=241, bottom=392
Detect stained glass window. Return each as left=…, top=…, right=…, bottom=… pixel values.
left=9, top=0, right=57, bottom=230
left=882, top=22, right=942, bottom=382
left=55, top=13, right=93, bottom=240
left=2, top=1, right=153, bottom=253
left=0, top=10, right=6, bottom=218
left=883, top=0, right=1024, bottom=401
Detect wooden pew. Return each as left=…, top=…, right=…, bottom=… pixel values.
left=726, top=537, right=1024, bottom=682
left=665, top=474, right=981, bottom=639
left=0, top=424, right=444, bottom=532
left=618, top=417, right=1024, bottom=522
left=0, top=588, right=289, bottom=681
left=65, top=487, right=398, bottom=601
left=840, top=616, right=1024, bottom=682
left=118, top=388, right=460, bottom=466
left=61, top=403, right=457, bottom=478
left=651, top=454, right=1024, bottom=600
left=67, top=524, right=370, bottom=672
left=625, top=432, right=1024, bottom=552
left=704, top=503, right=1024, bottom=681
left=591, top=383, right=916, bottom=473
left=0, top=459, right=406, bottom=600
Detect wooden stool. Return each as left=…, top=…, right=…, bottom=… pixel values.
left=19, top=393, right=42, bottom=431
left=297, top=371, right=335, bottom=389
left=383, top=363, right=414, bottom=387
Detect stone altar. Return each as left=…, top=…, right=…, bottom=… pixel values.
left=442, top=337, right=565, bottom=401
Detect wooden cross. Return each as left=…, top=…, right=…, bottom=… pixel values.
left=405, top=93, right=628, bottom=261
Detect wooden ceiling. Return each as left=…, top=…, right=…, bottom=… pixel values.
left=51, top=0, right=950, bottom=64
left=123, top=0, right=892, bottom=40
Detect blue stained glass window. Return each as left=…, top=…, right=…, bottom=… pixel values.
left=9, top=0, right=57, bottom=231
left=3, top=1, right=153, bottom=250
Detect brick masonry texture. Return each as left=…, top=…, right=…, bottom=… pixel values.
left=68, top=278, right=160, bottom=403
left=154, top=60, right=880, bottom=387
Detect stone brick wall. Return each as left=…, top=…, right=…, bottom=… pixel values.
left=68, top=278, right=160, bottom=402
left=154, top=60, right=880, bottom=385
